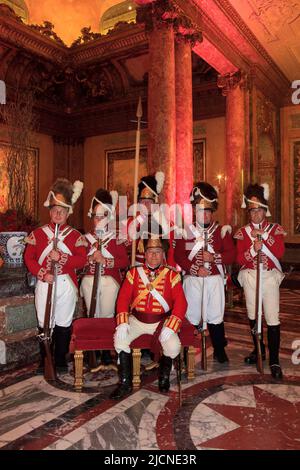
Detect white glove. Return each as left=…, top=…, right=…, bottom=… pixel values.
left=115, top=323, right=130, bottom=342
left=159, top=326, right=175, bottom=343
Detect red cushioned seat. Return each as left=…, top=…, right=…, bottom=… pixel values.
left=70, top=318, right=116, bottom=353
left=70, top=317, right=198, bottom=392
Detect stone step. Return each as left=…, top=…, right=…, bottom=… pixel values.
left=0, top=328, right=39, bottom=371
left=0, top=265, right=34, bottom=298
left=0, top=294, right=36, bottom=335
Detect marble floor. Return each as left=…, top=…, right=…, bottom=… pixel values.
left=0, top=288, right=299, bottom=451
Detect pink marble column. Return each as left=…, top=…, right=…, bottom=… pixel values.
left=218, top=71, right=246, bottom=228
left=147, top=21, right=176, bottom=206
left=175, top=36, right=193, bottom=207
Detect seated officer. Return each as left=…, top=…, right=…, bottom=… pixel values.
left=110, top=231, right=187, bottom=399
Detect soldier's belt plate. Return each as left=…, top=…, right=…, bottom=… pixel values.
left=146, top=283, right=153, bottom=291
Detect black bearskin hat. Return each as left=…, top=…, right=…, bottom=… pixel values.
left=190, top=181, right=218, bottom=211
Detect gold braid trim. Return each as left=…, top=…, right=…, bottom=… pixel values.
left=165, top=315, right=181, bottom=333
left=116, top=312, right=129, bottom=326
left=171, top=272, right=181, bottom=288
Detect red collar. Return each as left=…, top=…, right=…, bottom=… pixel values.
left=250, top=219, right=268, bottom=230
left=49, top=222, right=68, bottom=231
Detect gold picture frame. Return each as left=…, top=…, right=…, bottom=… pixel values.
left=293, top=140, right=300, bottom=235
left=106, top=140, right=206, bottom=202
left=0, top=141, right=39, bottom=217
left=106, top=147, right=148, bottom=204
left=193, top=139, right=206, bottom=183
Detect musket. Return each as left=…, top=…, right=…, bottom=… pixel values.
left=88, top=229, right=104, bottom=369
left=198, top=229, right=208, bottom=371
left=254, top=225, right=264, bottom=374
left=41, top=223, right=59, bottom=381
left=131, top=96, right=142, bottom=266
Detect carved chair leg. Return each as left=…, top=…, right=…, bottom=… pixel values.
left=74, top=350, right=84, bottom=392
left=187, top=346, right=195, bottom=381
left=132, top=348, right=141, bottom=389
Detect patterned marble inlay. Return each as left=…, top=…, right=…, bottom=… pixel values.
left=0, top=376, right=91, bottom=447
left=46, top=390, right=168, bottom=450
left=190, top=403, right=240, bottom=449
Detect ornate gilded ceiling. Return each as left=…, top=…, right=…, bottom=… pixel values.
left=0, top=0, right=295, bottom=138
left=228, top=0, right=300, bottom=81
left=5, top=0, right=300, bottom=82
left=3, top=1, right=297, bottom=83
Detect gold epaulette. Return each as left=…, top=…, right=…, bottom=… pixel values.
left=166, top=265, right=177, bottom=272
left=274, top=224, right=287, bottom=236
left=75, top=235, right=88, bottom=247
left=24, top=232, right=36, bottom=245
left=126, top=268, right=136, bottom=285
left=170, top=271, right=181, bottom=288
left=234, top=228, right=244, bottom=240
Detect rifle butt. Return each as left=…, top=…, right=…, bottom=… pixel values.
left=44, top=345, right=56, bottom=381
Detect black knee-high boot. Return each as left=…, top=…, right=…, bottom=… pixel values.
left=54, top=325, right=71, bottom=371
left=267, top=324, right=283, bottom=379
left=159, top=355, right=173, bottom=392
left=244, top=319, right=266, bottom=364
left=208, top=322, right=229, bottom=363
left=36, top=327, right=46, bottom=374
left=110, top=351, right=133, bottom=399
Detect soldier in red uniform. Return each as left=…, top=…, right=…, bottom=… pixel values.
left=81, top=188, right=130, bottom=364
left=110, top=231, right=187, bottom=399
left=126, top=171, right=177, bottom=364
left=24, top=178, right=87, bottom=373
left=127, top=171, right=176, bottom=267
left=234, top=183, right=286, bottom=379
left=174, top=182, right=235, bottom=363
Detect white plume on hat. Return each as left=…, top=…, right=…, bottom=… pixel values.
left=155, top=171, right=165, bottom=195
left=241, top=182, right=271, bottom=217
left=72, top=180, right=84, bottom=204
left=261, top=183, right=269, bottom=201
left=44, top=178, right=83, bottom=214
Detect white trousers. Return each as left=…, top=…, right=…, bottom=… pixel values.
left=238, top=269, right=284, bottom=325
left=183, top=274, right=225, bottom=326
left=35, top=274, right=77, bottom=328
left=80, top=275, right=119, bottom=318
left=114, top=315, right=181, bottom=359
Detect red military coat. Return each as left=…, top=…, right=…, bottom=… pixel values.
left=234, top=220, right=285, bottom=271
left=24, top=223, right=87, bottom=287
left=174, top=221, right=235, bottom=276
left=116, top=264, right=187, bottom=333
left=83, top=231, right=129, bottom=285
